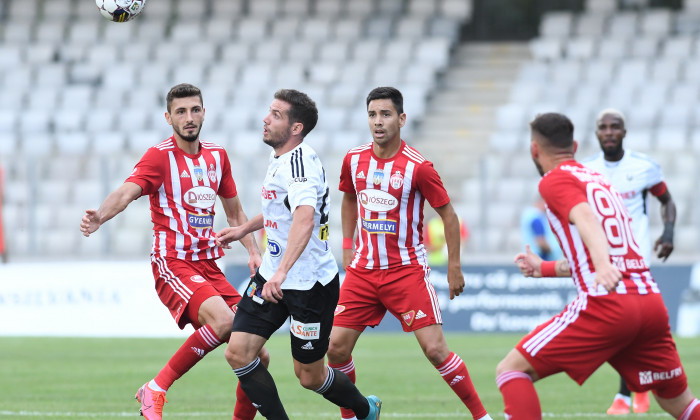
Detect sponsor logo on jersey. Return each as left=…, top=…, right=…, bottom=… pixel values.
left=415, top=310, right=427, bottom=319
left=193, top=166, right=204, bottom=181
left=301, top=342, right=315, bottom=350
left=190, top=275, right=206, bottom=283
left=267, top=239, right=282, bottom=257
left=361, top=217, right=397, bottom=234
left=334, top=305, right=346, bottom=316
left=180, top=170, right=190, bottom=178
left=288, top=177, right=308, bottom=185
left=356, top=171, right=366, bottom=179
left=291, top=317, right=320, bottom=340
left=389, top=171, right=404, bottom=189
left=246, top=281, right=264, bottom=304
left=208, top=164, right=217, bottom=183
left=373, top=170, right=384, bottom=185
left=185, top=186, right=216, bottom=209
left=638, top=367, right=683, bottom=385
left=401, top=310, right=416, bottom=326
left=450, top=375, right=465, bottom=386
left=358, top=189, right=399, bottom=212
left=262, top=187, right=277, bottom=200
left=265, top=219, right=278, bottom=229
left=188, top=212, right=214, bottom=229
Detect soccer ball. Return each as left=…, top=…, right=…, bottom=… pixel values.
left=96, top=0, right=147, bottom=22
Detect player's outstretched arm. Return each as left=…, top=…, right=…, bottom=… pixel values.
left=434, top=202, right=465, bottom=299
left=514, top=245, right=571, bottom=278
left=654, top=189, right=676, bottom=261
left=80, top=182, right=142, bottom=237
left=216, top=213, right=264, bottom=248
left=568, top=202, right=621, bottom=292
left=220, top=196, right=262, bottom=274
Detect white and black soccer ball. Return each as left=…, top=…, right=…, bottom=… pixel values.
left=96, top=0, right=147, bottom=22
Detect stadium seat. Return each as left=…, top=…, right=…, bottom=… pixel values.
left=333, top=18, right=365, bottom=40
left=281, top=0, right=312, bottom=16
left=271, top=17, right=301, bottom=38
left=539, top=11, right=574, bottom=38
left=395, top=17, right=428, bottom=39
left=2, top=21, right=32, bottom=43
left=318, top=41, right=350, bottom=63
left=407, top=0, right=438, bottom=17
left=300, top=18, right=333, bottom=40
left=92, top=132, right=126, bottom=156
left=574, top=13, right=609, bottom=36
left=639, top=8, right=673, bottom=36
left=211, top=0, right=245, bottom=18
left=529, top=37, right=563, bottom=61
left=8, top=0, right=40, bottom=20
left=174, top=0, right=206, bottom=20
left=237, top=18, right=269, bottom=41
left=607, top=11, right=640, bottom=38
left=566, top=37, right=597, bottom=60
left=440, top=0, right=473, bottom=20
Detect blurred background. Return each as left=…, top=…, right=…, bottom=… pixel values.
left=0, top=0, right=699, bottom=265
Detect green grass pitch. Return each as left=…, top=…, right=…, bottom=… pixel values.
left=1, top=333, right=698, bottom=419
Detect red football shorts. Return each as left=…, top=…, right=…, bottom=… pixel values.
left=517, top=292, right=687, bottom=398
left=151, top=256, right=241, bottom=329
left=334, top=264, right=441, bottom=332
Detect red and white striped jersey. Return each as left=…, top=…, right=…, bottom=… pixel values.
left=125, top=137, right=237, bottom=261
left=339, top=141, right=450, bottom=270
left=540, top=161, right=660, bottom=297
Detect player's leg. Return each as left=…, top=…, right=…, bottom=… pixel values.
left=655, top=387, right=700, bottom=419
left=495, top=349, right=542, bottom=420
left=414, top=324, right=491, bottom=420
left=227, top=273, right=289, bottom=419
left=295, top=358, right=380, bottom=420
left=330, top=267, right=386, bottom=420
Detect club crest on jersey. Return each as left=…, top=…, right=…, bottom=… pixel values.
left=373, top=170, right=384, bottom=185
left=267, top=240, right=282, bottom=257
left=389, top=171, right=404, bottom=189
left=185, top=186, right=216, bottom=209
left=208, top=164, right=217, bottom=183
left=359, top=189, right=399, bottom=212
left=401, top=310, right=416, bottom=326
left=361, top=217, right=397, bottom=234
left=193, top=166, right=204, bottom=181
left=246, top=281, right=264, bottom=304
left=190, top=275, right=206, bottom=283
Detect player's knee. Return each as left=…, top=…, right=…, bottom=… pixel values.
left=326, top=340, right=350, bottom=364
left=209, top=310, right=234, bottom=341
left=258, top=346, right=271, bottom=367
left=423, top=343, right=449, bottom=365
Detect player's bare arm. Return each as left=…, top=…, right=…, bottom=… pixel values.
left=340, top=191, right=358, bottom=268
left=568, top=202, right=622, bottom=292
left=514, top=245, right=571, bottom=278
left=263, top=205, right=315, bottom=303
left=654, top=189, right=676, bottom=261
left=220, top=196, right=262, bottom=275
left=80, top=182, right=142, bottom=237
left=216, top=213, right=264, bottom=248
left=433, top=202, right=465, bottom=299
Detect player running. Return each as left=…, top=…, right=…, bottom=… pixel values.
left=496, top=112, right=699, bottom=420
left=327, top=86, right=492, bottom=420
left=80, top=83, right=267, bottom=420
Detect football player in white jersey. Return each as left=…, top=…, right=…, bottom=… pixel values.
left=216, top=89, right=381, bottom=420
left=582, top=109, right=677, bottom=415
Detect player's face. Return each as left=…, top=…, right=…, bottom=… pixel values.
left=263, top=99, right=294, bottom=149
left=367, top=99, right=405, bottom=147
left=595, top=114, right=625, bottom=158
left=167, top=96, right=204, bottom=143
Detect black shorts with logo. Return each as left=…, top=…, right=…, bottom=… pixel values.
left=232, top=271, right=340, bottom=364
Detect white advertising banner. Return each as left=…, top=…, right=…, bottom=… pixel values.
left=0, top=261, right=193, bottom=337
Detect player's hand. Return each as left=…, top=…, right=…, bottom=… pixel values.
left=342, top=248, right=354, bottom=269
left=247, top=251, right=262, bottom=277
left=80, top=209, right=101, bottom=237
left=594, top=262, right=622, bottom=292
left=447, top=264, right=465, bottom=300
left=216, top=227, right=245, bottom=248
left=262, top=272, right=285, bottom=303
left=514, top=245, right=543, bottom=277
left=654, top=237, right=674, bottom=262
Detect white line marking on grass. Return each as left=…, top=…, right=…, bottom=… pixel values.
left=0, top=411, right=673, bottom=418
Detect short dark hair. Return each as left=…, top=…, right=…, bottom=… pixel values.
left=166, top=83, right=203, bottom=113
left=274, top=89, right=318, bottom=138
left=366, top=86, right=404, bottom=114
left=530, top=112, right=574, bottom=149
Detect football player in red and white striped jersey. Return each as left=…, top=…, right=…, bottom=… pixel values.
left=80, top=84, right=267, bottom=420
left=496, top=112, right=699, bottom=420
left=327, top=87, right=492, bottom=420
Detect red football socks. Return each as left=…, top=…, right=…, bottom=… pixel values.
left=154, top=324, right=222, bottom=390
left=436, top=352, right=488, bottom=420
left=329, top=357, right=357, bottom=420
left=496, top=370, right=541, bottom=420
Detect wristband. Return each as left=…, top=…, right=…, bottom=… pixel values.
left=342, top=238, right=354, bottom=250
left=541, top=261, right=557, bottom=278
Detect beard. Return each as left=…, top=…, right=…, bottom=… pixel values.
left=532, top=156, right=545, bottom=176
left=602, top=143, right=623, bottom=159
left=263, top=125, right=292, bottom=149
left=174, top=125, right=200, bottom=143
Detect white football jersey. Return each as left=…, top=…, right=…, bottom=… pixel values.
left=258, top=143, right=338, bottom=290
left=581, top=150, right=664, bottom=262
